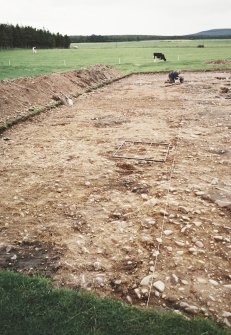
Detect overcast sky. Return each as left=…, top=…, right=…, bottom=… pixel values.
left=0, top=0, right=230, bottom=36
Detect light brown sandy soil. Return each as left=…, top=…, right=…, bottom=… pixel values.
left=0, top=64, right=123, bottom=126
left=0, top=68, right=231, bottom=326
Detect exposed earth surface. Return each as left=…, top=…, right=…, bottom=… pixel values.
left=0, top=65, right=231, bottom=327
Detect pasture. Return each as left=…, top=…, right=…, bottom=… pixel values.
left=0, top=39, right=231, bottom=80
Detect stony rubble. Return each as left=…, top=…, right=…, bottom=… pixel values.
left=0, top=70, right=230, bottom=327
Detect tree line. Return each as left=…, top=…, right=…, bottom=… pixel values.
left=70, top=34, right=231, bottom=43
left=70, top=35, right=173, bottom=43
left=0, top=23, right=70, bottom=49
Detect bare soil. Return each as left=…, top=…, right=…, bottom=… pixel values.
left=206, top=59, right=231, bottom=65
left=0, top=67, right=231, bottom=327
left=0, top=64, right=123, bottom=127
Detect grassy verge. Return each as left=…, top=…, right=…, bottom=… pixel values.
left=0, top=270, right=229, bottom=335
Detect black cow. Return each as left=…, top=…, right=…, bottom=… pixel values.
left=153, top=52, right=166, bottom=61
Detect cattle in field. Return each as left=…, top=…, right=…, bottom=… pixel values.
left=153, top=52, right=166, bottom=61
left=32, top=46, right=37, bottom=53
left=197, top=45, right=204, bottom=48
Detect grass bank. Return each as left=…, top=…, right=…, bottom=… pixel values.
left=0, top=271, right=229, bottom=335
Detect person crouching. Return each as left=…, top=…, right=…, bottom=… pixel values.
left=168, top=70, right=184, bottom=83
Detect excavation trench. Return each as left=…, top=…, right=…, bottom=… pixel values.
left=0, top=68, right=231, bottom=327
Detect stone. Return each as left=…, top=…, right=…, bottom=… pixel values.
left=141, top=288, right=149, bottom=295
left=153, top=280, right=165, bottom=293
left=224, top=284, right=231, bottom=289
left=5, top=245, right=14, bottom=253
left=178, top=206, right=190, bottom=214
left=209, top=279, right=219, bottom=286
left=175, top=240, right=185, bottom=247
left=141, top=194, right=149, bottom=200
left=193, top=221, right=203, bottom=227
left=181, top=224, right=192, bottom=233
left=81, top=246, right=90, bottom=254
left=140, top=275, right=154, bottom=286
left=144, top=218, right=156, bottom=225
left=197, top=277, right=207, bottom=284
left=170, top=274, right=179, bottom=285
left=141, top=235, right=153, bottom=244
left=163, top=230, right=173, bottom=236
left=181, top=280, right=189, bottom=285
left=93, top=261, right=103, bottom=271
left=222, top=311, right=231, bottom=318
left=126, top=295, right=132, bottom=304
left=185, top=305, right=199, bottom=314
left=134, top=288, right=141, bottom=299
left=195, top=241, right=204, bottom=248
left=214, top=236, right=223, bottom=241
left=202, top=183, right=231, bottom=210
left=160, top=209, right=169, bottom=216
left=10, top=254, right=17, bottom=260
left=224, top=318, right=231, bottom=327
left=208, top=295, right=216, bottom=301
left=195, top=191, right=205, bottom=196
left=179, top=301, right=190, bottom=309
left=211, top=178, right=219, bottom=185
left=165, top=295, right=178, bottom=303
left=188, top=247, right=197, bottom=254
left=152, top=250, right=160, bottom=257
left=94, top=275, right=105, bottom=286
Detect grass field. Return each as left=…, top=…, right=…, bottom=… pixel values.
left=0, top=270, right=229, bottom=335
left=0, top=39, right=231, bottom=80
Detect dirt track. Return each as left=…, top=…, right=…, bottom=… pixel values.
left=0, top=70, right=231, bottom=326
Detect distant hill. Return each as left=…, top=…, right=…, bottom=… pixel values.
left=70, top=29, right=231, bottom=43
left=190, top=29, right=231, bottom=37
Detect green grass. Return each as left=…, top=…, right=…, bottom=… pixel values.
left=0, top=39, right=231, bottom=80
left=0, top=270, right=229, bottom=335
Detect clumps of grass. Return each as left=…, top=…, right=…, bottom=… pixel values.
left=0, top=270, right=229, bottom=335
